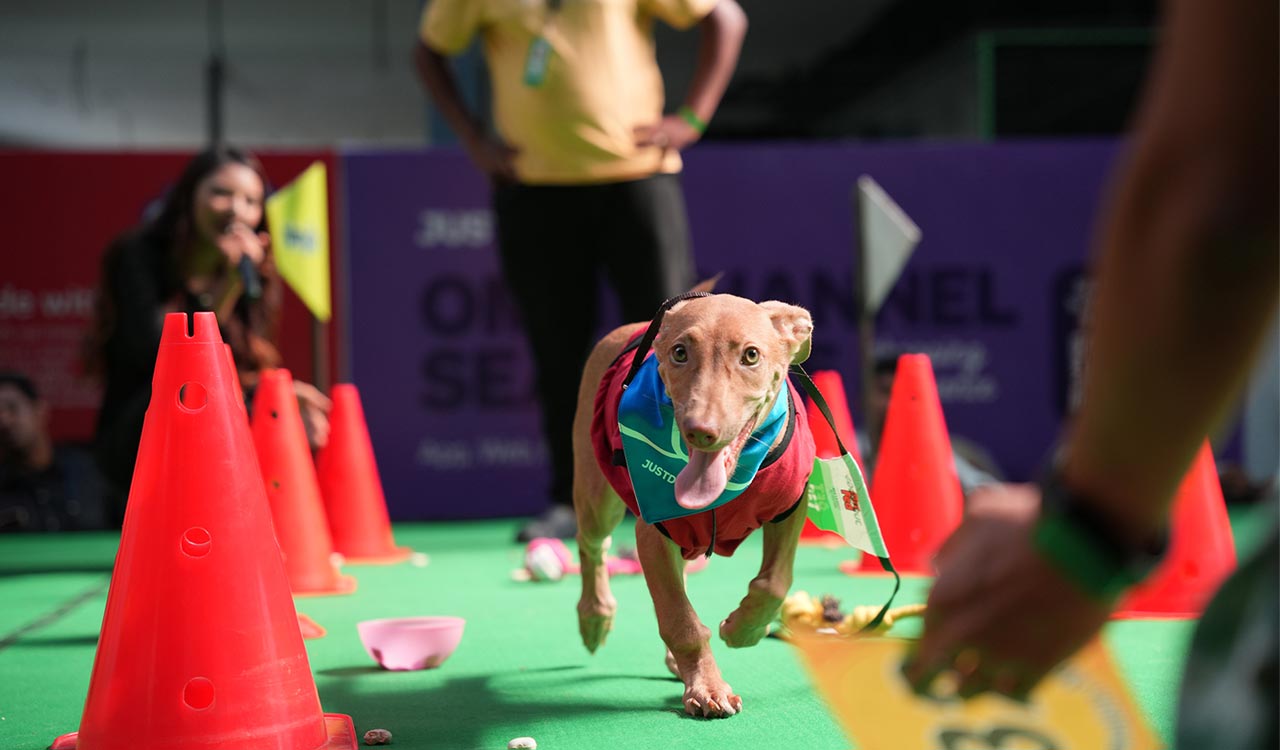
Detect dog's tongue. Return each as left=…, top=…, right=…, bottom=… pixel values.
left=675, top=446, right=730, bottom=510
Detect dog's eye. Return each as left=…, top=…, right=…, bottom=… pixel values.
left=671, top=344, right=688, bottom=364
left=741, top=346, right=760, bottom=366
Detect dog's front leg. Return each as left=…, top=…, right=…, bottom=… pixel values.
left=720, top=500, right=806, bottom=648
left=636, top=521, right=742, bottom=718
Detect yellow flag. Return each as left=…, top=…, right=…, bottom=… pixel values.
left=792, top=637, right=1163, bottom=750
left=266, top=161, right=331, bottom=322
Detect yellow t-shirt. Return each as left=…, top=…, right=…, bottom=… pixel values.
left=420, top=0, right=717, bottom=185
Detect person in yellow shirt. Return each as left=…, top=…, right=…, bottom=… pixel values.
left=415, top=0, right=747, bottom=542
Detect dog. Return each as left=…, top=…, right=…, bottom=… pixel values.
left=572, top=292, right=816, bottom=717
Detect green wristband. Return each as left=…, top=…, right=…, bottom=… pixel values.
left=1032, top=514, right=1133, bottom=602
left=678, top=105, right=708, bottom=135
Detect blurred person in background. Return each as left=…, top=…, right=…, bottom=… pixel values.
left=83, top=146, right=332, bottom=526
left=0, top=372, right=108, bottom=532
left=904, top=0, right=1277, bottom=747
left=415, top=0, right=748, bottom=542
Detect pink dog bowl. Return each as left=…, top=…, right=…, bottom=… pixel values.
left=356, top=616, right=465, bottom=671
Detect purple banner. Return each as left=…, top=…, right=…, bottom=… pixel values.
left=343, top=142, right=1121, bottom=520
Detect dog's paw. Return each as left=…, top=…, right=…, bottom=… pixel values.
left=577, top=595, right=616, bottom=653
left=718, top=613, right=773, bottom=648
left=683, top=679, right=743, bottom=718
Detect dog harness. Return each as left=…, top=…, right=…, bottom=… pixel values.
left=591, top=302, right=816, bottom=561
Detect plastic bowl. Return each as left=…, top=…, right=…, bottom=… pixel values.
left=356, top=616, right=466, bottom=671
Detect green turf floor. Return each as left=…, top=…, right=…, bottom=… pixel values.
left=0, top=503, right=1271, bottom=750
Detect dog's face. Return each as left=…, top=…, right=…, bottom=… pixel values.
left=653, top=294, right=812, bottom=510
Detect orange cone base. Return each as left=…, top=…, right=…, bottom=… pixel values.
left=292, top=573, right=359, bottom=598
left=52, top=714, right=358, bottom=750
left=799, top=519, right=847, bottom=547
left=340, top=546, right=414, bottom=566
left=298, top=613, right=328, bottom=639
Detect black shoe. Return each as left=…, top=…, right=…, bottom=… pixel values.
left=516, top=505, right=577, bottom=543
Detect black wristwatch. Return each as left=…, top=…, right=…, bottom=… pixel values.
left=1032, top=464, right=1169, bottom=602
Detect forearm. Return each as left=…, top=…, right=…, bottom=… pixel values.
left=1063, top=0, right=1279, bottom=543
left=682, top=0, right=747, bottom=124
left=413, top=42, right=486, bottom=150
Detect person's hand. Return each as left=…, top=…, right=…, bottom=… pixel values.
left=902, top=483, right=1113, bottom=700
left=293, top=380, right=333, bottom=450
left=467, top=136, right=520, bottom=184
left=215, top=222, right=270, bottom=269
left=634, top=114, right=702, bottom=154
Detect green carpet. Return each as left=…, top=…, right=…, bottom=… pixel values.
left=3, top=506, right=1268, bottom=749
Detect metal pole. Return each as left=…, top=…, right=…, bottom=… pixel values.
left=206, top=0, right=225, bottom=146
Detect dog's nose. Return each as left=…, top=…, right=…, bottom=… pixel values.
left=683, top=424, right=719, bottom=450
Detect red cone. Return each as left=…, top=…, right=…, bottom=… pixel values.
left=315, top=384, right=411, bottom=564
left=251, top=368, right=355, bottom=596
left=1114, top=440, right=1237, bottom=619
left=856, top=354, right=963, bottom=574
left=51, top=312, right=354, bottom=750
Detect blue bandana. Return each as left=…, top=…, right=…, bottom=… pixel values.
left=617, top=354, right=790, bottom=524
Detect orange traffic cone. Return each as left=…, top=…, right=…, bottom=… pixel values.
left=252, top=369, right=356, bottom=596
left=1114, top=441, right=1237, bottom=619
left=802, top=370, right=864, bottom=547
left=855, top=354, right=963, bottom=574
left=51, top=312, right=355, bottom=750
left=315, top=384, right=412, bottom=564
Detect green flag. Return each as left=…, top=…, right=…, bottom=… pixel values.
left=806, top=453, right=890, bottom=559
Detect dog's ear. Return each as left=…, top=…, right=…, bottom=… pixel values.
left=760, top=301, right=813, bottom=365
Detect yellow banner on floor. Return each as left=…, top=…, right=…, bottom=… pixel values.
left=792, top=637, right=1162, bottom=750
left=266, top=161, right=330, bottom=322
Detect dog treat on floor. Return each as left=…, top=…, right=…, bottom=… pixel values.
left=780, top=591, right=927, bottom=636
left=362, top=728, right=392, bottom=745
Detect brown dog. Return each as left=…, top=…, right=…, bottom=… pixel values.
left=572, top=293, right=816, bottom=717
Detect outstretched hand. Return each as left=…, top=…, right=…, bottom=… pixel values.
left=902, top=484, right=1114, bottom=700
left=293, top=380, right=333, bottom=450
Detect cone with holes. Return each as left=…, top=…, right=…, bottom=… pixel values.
left=1113, top=440, right=1237, bottom=619
left=51, top=312, right=356, bottom=750
left=802, top=370, right=864, bottom=547
left=853, top=354, right=963, bottom=574
left=251, top=368, right=355, bottom=596
left=315, top=384, right=411, bottom=564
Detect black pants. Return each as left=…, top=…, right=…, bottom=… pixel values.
left=494, top=173, right=696, bottom=508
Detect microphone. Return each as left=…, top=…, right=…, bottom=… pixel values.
left=226, top=222, right=263, bottom=301
left=238, top=255, right=263, bottom=300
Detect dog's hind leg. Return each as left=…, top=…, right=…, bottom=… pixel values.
left=572, top=323, right=645, bottom=653
left=636, top=521, right=742, bottom=718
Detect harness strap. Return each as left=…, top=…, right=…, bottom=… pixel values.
left=621, top=291, right=714, bottom=390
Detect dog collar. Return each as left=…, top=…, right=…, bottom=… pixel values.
left=617, top=354, right=789, bottom=524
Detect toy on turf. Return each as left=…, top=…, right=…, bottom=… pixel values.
left=524, top=537, right=574, bottom=581
left=516, top=538, right=710, bottom=582
left=779, top=590, right=926, bottom=636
